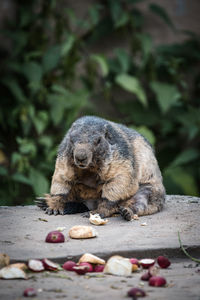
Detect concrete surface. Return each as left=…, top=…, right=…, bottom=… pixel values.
left=0, top=195, right=199, bottom=262
left=0, top=259, right=200, bottom=300
left=0, top=195, right=200, bottom=300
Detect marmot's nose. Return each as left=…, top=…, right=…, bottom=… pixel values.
left=75, top=152, right=87, bottom=163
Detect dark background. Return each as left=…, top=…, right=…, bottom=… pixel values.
left=0, top=0, right=200, bottom=205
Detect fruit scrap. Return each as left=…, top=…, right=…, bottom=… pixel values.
left=0, top=253, right=10, bottom=269
left=79, top=262, right=93, bottom=272
left=42, top=258, right=60, bottom=271
left=93, top=264, right=105, bottom=272
left=69, top=226, right=98, bottom=239
left=45, top=231, right=65, bottom=243
left=157, top=256, right=171, bottom=268
left=127, top=287, right=146, bottom=297
left=62, top=260, right=76, bottom=271
left=149, top=276, right=167, bottom=287
left=10, top=263, right=27, bottom=271
left=130, top=258, right=139, bottom=266
left=23, top=288, right=37, bottom=297
left=104, top=255, right=132, bottom=276
left=130, top=258, right=140, bottom=271
left=28, top=259, right=44, bottom=272
left=78, top=253, right=105, bottom=265
left=56, top=227, right=66, bottom=232
left=0, top=265, right=27, bottom=279
left=89, top=213, right=108, bottom=225
left=139, top=259, right=155, bottom=269
left=141, top=265, right=159, bottom=281
left=73, top=265, right=90, bottom=275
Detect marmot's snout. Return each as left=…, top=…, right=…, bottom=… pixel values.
left=73, top=144, right=93, bottom=169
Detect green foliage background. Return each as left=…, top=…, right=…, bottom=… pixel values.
left=0, top=0, right=200, bottom=205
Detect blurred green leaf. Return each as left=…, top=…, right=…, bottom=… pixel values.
left=89, top=4, right=103, bottom=26
left=12, top=173, right=31, bottom=185
left=91, top=54, right=109, bottom=77
left=150, top=81, right=181, bottom=113
left=2, top=79, right=26, bottom=103
left=61, top=34, right=75, bottom=56
left=22, top=62, right=43, bottom=91
left=149, top=3, right=175, bottom=30
left=116, top=74, right=147, bottom=106
left=137, top=33, right=152, bottom=63
left=29, top=168, right=49, bottom=195
left=17, top=139, right=36, bottom=156
left=48, top=94, right=68, bottom=125
left=164, top=167, right=198, bottom=196
left=42, top=45, right=61, bottom=73
left=134, top=126, right=156, bottom=146
left=170, top=148, right=199, bottom=168
left=22, top=61, right=43, bottom=82
left=0, top=166, right=8, bottom=176
left=38, top=136, right=53, bottom=149
left=115, top=48, right=130, bottom=73
left=33, top=111, right=48, bottom=135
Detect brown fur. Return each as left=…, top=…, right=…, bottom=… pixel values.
left=43, top=116, right=165, bottom=220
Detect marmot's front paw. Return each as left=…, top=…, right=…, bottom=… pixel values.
left=45, top=207, right=65, bottom=215
left=45, top=194, right=66, bottom=216
left=119, top=206, right=133, bottom=221
left=81, top=211, right=90, bottom=218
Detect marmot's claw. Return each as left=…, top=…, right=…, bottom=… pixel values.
left=119, top=206, right=133, bottom=221
left=81, top=211, right=90, bottom=218
left=53, top=209, right=58, bottom=216
left=35, top=197, right=47, bottom=210
left=59, top=209, right=65, bottom=215
left=45, top=208, right=53, bottom=215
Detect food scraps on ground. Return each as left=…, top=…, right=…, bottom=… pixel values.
left=141, top=222, right=147, bottom=226
left=28, top=259, right=45, bottom=272
left=42, top=258, right=60, bottom=271
left=141, top=265, right=159, bottom=281
left=89, top=213, right=108, bottom=225
left=23, top=287, right=37, bottom=297
left=93, top=264, right=105, bottom=272
left=62, top=260, right=76, bottom=271
left=56, top=227, right=66, bottom=232
left=103, top=255, right=132, bottom=276
left=10, top=263, right=27, bottom=271
left=69, top=225, right=98, bottom=239
left=127, top=287, right=146, bottom=297
left=78, top=253, right=105, bottom=265
left=0, top=253, right=10, bottom=269
left=45, top=231, right=65, bottom=243
left=78, top=262, right=93, bottom=272
left=139, top=258, right=155, bottom=269
left=157, top=256, right=171, bottom=268
left=0, top=265, right=27, bottom=279
left=149, top=275, right=167, bottom=287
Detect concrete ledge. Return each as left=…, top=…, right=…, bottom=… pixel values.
left=0, top=195, right=200, bottom=263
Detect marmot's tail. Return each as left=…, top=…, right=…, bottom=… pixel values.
left=34, top=197, right=89, bottom=214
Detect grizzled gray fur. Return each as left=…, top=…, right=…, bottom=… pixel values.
left=36, top=116, right=165, bottom=221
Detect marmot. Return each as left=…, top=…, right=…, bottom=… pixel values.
left=35, top=116, right=165, bottom=221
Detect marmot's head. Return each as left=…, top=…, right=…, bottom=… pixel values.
left=67, top=121, right=110, bottom=169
